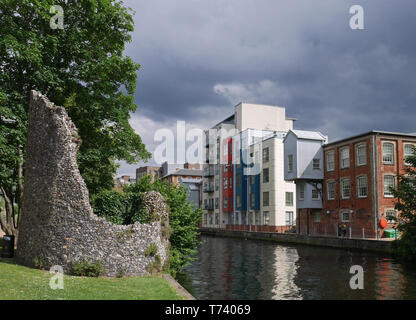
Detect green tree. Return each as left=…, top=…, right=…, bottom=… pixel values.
left=392, top=151, right=416, bottom=260
left=92, top=175, right=203, bottom=276
left=0, top=0, right=150, bottom=235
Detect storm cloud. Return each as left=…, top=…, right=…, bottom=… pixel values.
left=118, top=0, right=416, bottom=175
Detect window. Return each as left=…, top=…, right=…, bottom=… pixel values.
left=263, top=147, right=269, bottom=163
left=340, top=148, right=350, bottom=169
left=263, top=192, right=269, bottom=207
left=383, top=175, right=395, bottom=197
left=356, top=143, right=367, bottom=166
left=299, top=183, right=305, bottom=200
left=263, top=168, right=269, bottom=183
left=229, top=196, right=233, bottom=208
left=386, top=210, right=398, bottom=223
left=285, top=211, right=294, bottom=226
left=341, top=178, right=351, bottom=199
left=250, top=175, right=255, bottom=184
left=288, top=155, right=293, bottom=172
left=313, top=158, right=320, bottom=170
left=236, top=174, right=241, bottom=187
left=285, top=192, right=294, bottom=206
left=357, top=175, right=368, bottom=198
left=250, top=193, right=255, bottom=204
left=382, top=142, right=394, bottom=165
left=404, top=144, right=415, bottom=166
left=313, top=211, right=321, bottom=223
left=341, top=211, right=350, bottom=222
left=236, top=195, right=241, bottom=207
left=229, top=177, right=232, bottom=188
left=327, top=181, right=336, bottom=200
left=327, top=151, right=335, bottom=171
left=223, top=177, right=227, bottom=189
left=215, top=197, right=219, bottom=209
left=263, top=211, right=270, bottom=225
left=312, top=189, right=320, bottom=200
left=215, top=213, right=219, bottom=225
left=203, top=213, right=207, bottom=224
left=215, top=179, right=219, bottom=190
left=223, top=196, right=228, bottom=209
left=255, top=212, right=260, bottom=225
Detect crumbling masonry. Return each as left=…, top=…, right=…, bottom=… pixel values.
left=16, top=91, right=169, bottom=277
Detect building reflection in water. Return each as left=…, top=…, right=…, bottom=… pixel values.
left=179, top=236, right=416, bottom=300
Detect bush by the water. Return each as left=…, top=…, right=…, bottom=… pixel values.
left=91, top=175, right=202, bottom=276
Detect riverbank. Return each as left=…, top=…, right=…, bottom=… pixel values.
left=0, top=258, right=191, bottom=300
left=200, top=228, right=395, bottom=254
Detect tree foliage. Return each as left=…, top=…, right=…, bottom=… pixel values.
left=0, top=0, right=150, bottom=234
left=91, top=176, right=203, bottom=276
left=393, top=152, right=416, bottom=260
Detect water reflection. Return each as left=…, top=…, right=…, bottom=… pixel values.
left=177, top=235, right=416, bottom=300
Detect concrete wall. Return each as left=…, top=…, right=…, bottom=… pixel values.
left=200, top=228, right=394, bottom=254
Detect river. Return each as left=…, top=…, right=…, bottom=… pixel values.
left=176, top=235, right=416, bottom=300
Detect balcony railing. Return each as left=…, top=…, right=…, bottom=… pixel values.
left=203, top=184, right=214, bottom=192
left=204, top=203, right=214, bottom=210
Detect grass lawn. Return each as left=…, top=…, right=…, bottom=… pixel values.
left=0, top=253, right=185, bottom=300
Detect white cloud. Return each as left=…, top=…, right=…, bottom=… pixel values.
left=213, top=80, right=289, bottom=105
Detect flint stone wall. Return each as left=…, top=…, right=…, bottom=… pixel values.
left=16, top=91, right=169, bottom=277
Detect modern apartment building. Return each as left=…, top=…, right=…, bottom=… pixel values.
left=283, top=130, right=328, bottom=235
left=285, top=130, right=416, bottom=238
left=202, top=103, right=297, bottom=232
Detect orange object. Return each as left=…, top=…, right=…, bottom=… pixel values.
left=380, top=219, right=388, bottom=229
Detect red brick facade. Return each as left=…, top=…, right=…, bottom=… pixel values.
left=298, top=132, right=416, bottom=238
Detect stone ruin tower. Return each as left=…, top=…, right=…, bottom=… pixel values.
left=16, top=91, right=169, bottom=277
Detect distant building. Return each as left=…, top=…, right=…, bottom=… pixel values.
left=136, top=166, right=161, bottom=182
left=285, top=130, right=416, bottom=239
left=160, top=164, right=202, bottom=208
left=114, top=175, right=135, bottom=189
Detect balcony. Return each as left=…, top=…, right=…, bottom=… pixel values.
left=203, top=184, right=214, bottom=193
left=204, top=203, right=214, bottom=210
left=203, top=167, right=215, bottom=177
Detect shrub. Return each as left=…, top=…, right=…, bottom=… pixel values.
left=146, top=254, right=162, bottom=274
left=71, top=260, right=103, bottom=277
left=33, top=256, right=45, bottom=269
left=145, top=243, right=158, bottom=257
left=116, top=269, right=126, bottom=278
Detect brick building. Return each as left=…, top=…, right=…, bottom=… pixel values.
left=298, top=130, right=416, bottom=238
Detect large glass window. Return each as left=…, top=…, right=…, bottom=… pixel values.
left=263, top=168, right=269, bottom=183
left=263, top=211, right=270, bottom=225
left=357, top=175, right=368, bottom=198
left=383, top=175, right=395, bottom=197
left=327, top=151, right=335, bottom=171
left=285, top=211, right=294, bottom=226
left=341, top=178, right=351, bottom=199
left=356, top=143, right=367, bottom=166
left=263, top=147, right=269, bottom=163
left=288, top=154, right=293, bottom=172
left=299, top=183, right=305, bottom=200
left=340, top=148, right=350, bottom=169
left=263, top=192, right=269, bottom=207
left=327, top=181, right=336, bottom=200
left=312, top=189, right=320, bottom=200
left=382, top=142, right=394, bottom=165
left=285, top=192, right=294, bottom=206
left=404, top=144, right=415, bottom=166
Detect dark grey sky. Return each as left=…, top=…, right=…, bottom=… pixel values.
left=118, top=0, right=416, bottom=175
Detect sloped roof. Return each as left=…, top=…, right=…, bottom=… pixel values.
left=288, top=129, right=327, bottom=141
left=164, top=169, right=203, bottom=178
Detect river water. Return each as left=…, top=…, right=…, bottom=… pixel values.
left=176, top=235, right=416, bottom=300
